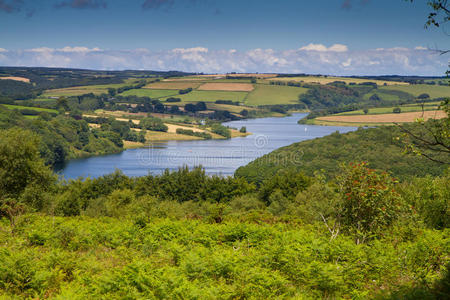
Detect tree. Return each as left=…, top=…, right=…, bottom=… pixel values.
left=57, top=96, right=69, bottom=111
left=140, top=117, right=168, bottom=132
left=393, top=107, right=401, bottom=113
left=369, top=94, right=380, bottom=101
left=418, top=93, right=430, bottom=99
left=0, top=128, right=55, bottom=223
left=337, top=162, right=401, bottom=244
left=363, top=108, right=369, bottom=114
left=397, top=100, right=450, bottom=164
left=240, top=126, right=247, bottom=133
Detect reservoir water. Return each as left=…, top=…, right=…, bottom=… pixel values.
left=58, top=113, right=357, bottom=179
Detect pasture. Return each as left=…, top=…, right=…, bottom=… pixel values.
left=119, top=89, right=179, bottom=98
left=362, top=91, right=400, bottom=101
left=337, top=102, right=442, bottom=115
left=42, top=80, right=143, bottom=97
left=382, top=84, right=450, bottom=99
left=198, top=82, right=254, bottom=91
left=270, top=76, right=409, bottom=86
left=245, top=84, right=308, bottom=106
left=162, top=90, right=248, bottom=103
left=144, top=81, right=201, bottom=90
left=2, top=104, right=58, bottom=114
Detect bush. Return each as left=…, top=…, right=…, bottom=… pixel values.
left=393, top=107, right=401, bottom=113
left=140, top=117, right=168, bottom=132
left=176, top=128, right=212, bottom=139
left=210, top=124, right=231, bottom=138
left=338, top=162, right=402, bottom=243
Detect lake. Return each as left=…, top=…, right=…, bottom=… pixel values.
left=58, top=113, right=357, bottom=179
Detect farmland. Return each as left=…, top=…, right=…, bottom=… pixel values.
left=0, top=76, right=30, bottom=83
left=246, top=84, right=308, bottom=105
left=1, top=104, right=58, bottom=114
left=144, top=81, right=201, bottom=90
left=119, top=88, right=179, bottom=98
left=42, top=80, right=144, bottom=97
left=269, top=75, right=410, bottom=86
left=316, top=110, right=446, bottom=124
left=381, top=84, right=450, bottom=98
left=198, top=82, right=254, bottom=92
left=162, top=90, right=248, bottom=103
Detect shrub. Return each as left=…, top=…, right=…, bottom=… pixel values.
left=338, top=162, right=402, bottom=243
left=393, top=107, right=401, bottom=113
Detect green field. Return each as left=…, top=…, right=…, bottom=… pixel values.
left=245, top=84, right=308, bottom=106
left=336, top=102, right=441, bottom=115
left=2, top=104, right=58, bottom=114
left=362, top=91, right=400, bottom=101
left=42, top=79, right=143, bottom=97
left=382, top=84, right=450, bottom=99
left=162, top=90, right=249, bottom=103
left=119, top=89, right=179, bottom=98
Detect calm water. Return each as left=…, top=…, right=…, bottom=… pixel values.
left=58, top=113, right=356, bottom=179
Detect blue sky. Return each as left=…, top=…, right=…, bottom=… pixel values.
left=0, top=0, right=449, bottom=75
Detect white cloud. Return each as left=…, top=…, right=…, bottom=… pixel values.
left=58, top=46, right=102, bottom=52
left=415, top=46, right=427, bottom=50
left=299, top=43, right=348, bottom=52
left=0, top=48, right=8, bottom=52
left=171, top=47, right=209, bottom=54
left=0, top=45, right=447, bottom=76
left=299, top=43, right=328, bottom=52
left=328, top=44, right=348, bottom=52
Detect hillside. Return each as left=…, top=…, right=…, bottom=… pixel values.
left=235, top=124, right=448, bottom=184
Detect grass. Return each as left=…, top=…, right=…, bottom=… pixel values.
left=42, top=79, right=143, bottom=97
left=316, top=110, right=445, bottom=125
left=206, top=103, right=257, bottom=113
left=337, top=103, right=441, bottom=115
left=269, top=76, right=409, bottom=86
left=144, top=81, right=201, bottom=90
left=382, top=84, right=450, bottom=99
left=245, top=84, right=308, bottom=106
left=362, top=91, right=400, bottom=101
left=162, top=90, right=249, bottom=103
left=2, top=104, right=58, bottom=114
left=119, top=89, right=179, bottom=98
left=144, top=130, right=203, bottom=141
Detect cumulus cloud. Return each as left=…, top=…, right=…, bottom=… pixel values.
left=299, top=43, right=348, bottom=52
left=0, top=44, right=447, bottom=75
left=54, top=0, right=107, bottom=9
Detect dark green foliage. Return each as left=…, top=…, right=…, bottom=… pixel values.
left=259, top=169, right=312, bottom=204
left=418, top=93, right=430, bottom=99
left=0, top=129, right=55, bottom=218
left=0, top=107, right=121, bottom=166
left=338, top=162, right=402, bottom=243
left=211, top=123, right=231, bottom=138
left=139, top=117, right=168, bottom=132
left=236, top=125, right=448, bottom=184
left=175, top=128, right=212, bottom=139
left=239, top=126, right=247, bottom=133
left=166, top=97, right=181, bottom=102
left=179, top=87, right=193, bottom=94
left=393, top=107, right=401, bottom=113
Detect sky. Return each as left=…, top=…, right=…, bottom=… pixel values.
left=0, top=0, right=449, bottom=75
